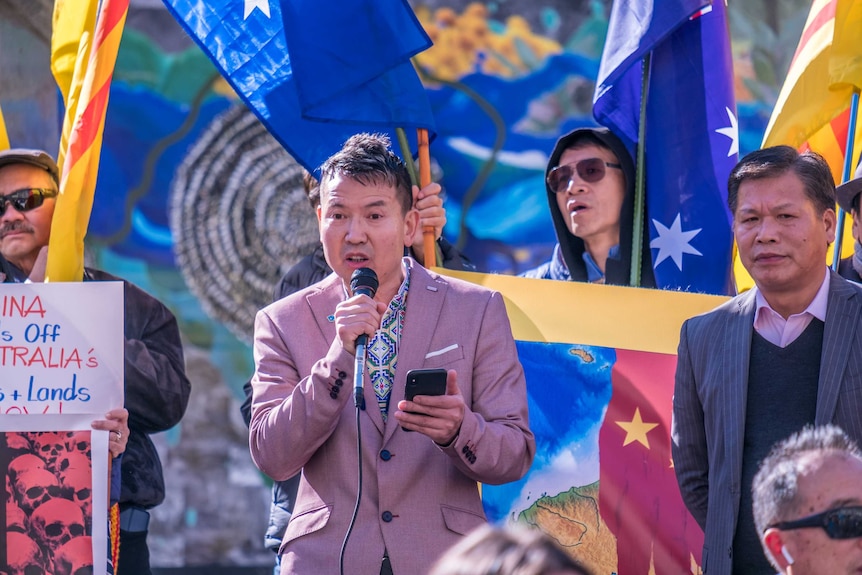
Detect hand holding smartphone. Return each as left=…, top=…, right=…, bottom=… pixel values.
left=402, top=368, right=447, bottom=430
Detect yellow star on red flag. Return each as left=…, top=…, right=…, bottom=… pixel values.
left=616, top=407, right=659, bottom=448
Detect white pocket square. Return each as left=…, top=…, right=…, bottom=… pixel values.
left=425, top=344, right=459, bottom=359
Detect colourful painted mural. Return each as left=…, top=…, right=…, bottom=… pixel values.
left=0, top=0, right=814, bottom=569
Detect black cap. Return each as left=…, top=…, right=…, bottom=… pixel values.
left=0, top=148, right=60, bottom=187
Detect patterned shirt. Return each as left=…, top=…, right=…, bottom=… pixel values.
left=367, top=260, right=411, bottom=420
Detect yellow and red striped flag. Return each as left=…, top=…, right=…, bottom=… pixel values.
left=764, top=0, right=862, bottom=158
left=47, top=0, right=129, bottom=282
left=735, top=0, right=862, bottom=291
left=0, top=103, right=10, bottom=150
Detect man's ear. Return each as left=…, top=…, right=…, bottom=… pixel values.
left=763, top=528, right=790, bottom=570
left=823, top=207, right=837, bottom=244
left=403, top=208, right=419, bottom=247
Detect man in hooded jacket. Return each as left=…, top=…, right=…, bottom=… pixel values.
left=522, top=126, right=655, bottom=287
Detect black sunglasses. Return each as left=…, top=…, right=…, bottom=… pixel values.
left=769, top=505, right=862, bottom=540
left=0, top=188, right=58, bottom=216
left=546, top=158, right=622, bottom=194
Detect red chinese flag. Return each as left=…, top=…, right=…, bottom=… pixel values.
left=599, top=349, right=704, bottom=574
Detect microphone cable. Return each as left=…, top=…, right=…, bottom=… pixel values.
left=340, top=404, right=363, bottom=575
left=340, top=267, right=378, bottom=575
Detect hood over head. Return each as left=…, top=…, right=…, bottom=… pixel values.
left=544, top=126, right=655, bottom=287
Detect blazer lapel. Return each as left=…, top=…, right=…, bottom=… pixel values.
left=307, top=276, right=386, bottom=435
left=382, top=264, right=448, bottom=445
left=816, top=271, right=861, bottom=423
left=306, top=276, right=341, bottom=344
left=725, top=290, right=756, bottom=498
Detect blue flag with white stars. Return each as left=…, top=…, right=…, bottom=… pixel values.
left=161, top=0, right=435, bottom=174
left=593, top=0, right=736, bottom=295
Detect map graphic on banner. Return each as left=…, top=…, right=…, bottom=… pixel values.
left=447, top=271, right=727, bottom=574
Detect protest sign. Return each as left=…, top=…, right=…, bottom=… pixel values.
left=0, top=282, right=124, bottom=414
left=2, top=282, right=124, bottom=575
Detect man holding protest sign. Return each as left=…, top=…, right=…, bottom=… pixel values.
left=0, top=148, right=191, bottom=575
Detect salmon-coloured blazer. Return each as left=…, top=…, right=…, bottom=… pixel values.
left=250, top=261, right=535, bottom=575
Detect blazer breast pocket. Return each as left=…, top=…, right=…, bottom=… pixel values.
left=423, top=343, right=465, bottom=368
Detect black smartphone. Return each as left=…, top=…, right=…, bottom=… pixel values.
left=402, top=368, right=447, bottom=430
left=405, top=368, right=448, bottom=401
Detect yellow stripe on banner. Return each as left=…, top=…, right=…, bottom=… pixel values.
left=0, top=102, right=10, bottom=150
left=435, top=269, right=727, bottom=355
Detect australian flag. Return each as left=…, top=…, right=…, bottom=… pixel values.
left=593, top=0, right=736, bottom=295
left=161, top=0, right=435, bottom=173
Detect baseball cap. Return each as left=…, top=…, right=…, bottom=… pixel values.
left=836, top=158, right=862, bottom=213
left=0, top=148, right=60, bottom=187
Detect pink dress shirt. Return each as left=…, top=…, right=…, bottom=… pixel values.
left=752, top=267, right=830, bottom=348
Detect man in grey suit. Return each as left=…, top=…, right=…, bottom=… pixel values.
left=672, top=146, right=862, bottom=575
left=249, top=133, right=535, bottom=574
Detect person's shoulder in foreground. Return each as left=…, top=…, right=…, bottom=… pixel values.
left=428, top=523, right=592, bottom=575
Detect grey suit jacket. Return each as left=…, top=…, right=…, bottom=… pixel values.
left=249, top=260, right=535, bottom=575
left=671, top=269, right=862, bottom=575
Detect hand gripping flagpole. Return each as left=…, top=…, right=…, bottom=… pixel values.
left=417, top=128, right=437, bottom=267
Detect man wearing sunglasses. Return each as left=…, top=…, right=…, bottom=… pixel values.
left=0, top=150, right=58, bottom=283
left=522, top=126, right=655, bottom=287
left=0, top=148, right=191, bottom=575
left=672, top=147, right=862, bottom=575
left=752, top=424, right=862, bottom=574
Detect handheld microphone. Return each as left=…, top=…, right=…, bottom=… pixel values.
left=350, top=268, right=378, bottom=407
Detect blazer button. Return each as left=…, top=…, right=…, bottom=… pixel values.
left=382, top=511, right=393, bottom=522
left=339, top=371, right=347, bottom=379
left=330, top=391, right=338, bottom=399
left=380, top=449, right=392, bottom=461
left=335, top=378, right=344, bottom=387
